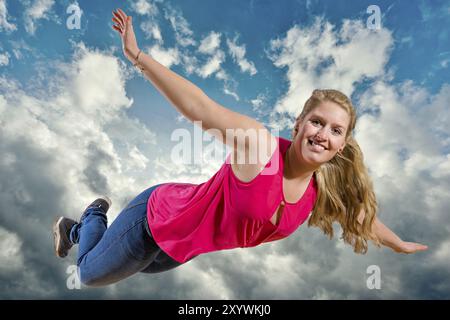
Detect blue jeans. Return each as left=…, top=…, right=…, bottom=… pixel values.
left=70, top=184, right=184, bottom=287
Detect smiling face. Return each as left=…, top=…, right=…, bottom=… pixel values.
left=291, top=100, right=351, bottom=167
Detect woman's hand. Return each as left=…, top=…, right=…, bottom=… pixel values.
left=112, top=8, right=140, bottom=63
left=393, top=241, right=428, bottom=254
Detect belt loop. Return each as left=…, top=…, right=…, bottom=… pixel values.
left=144, top=216, right=153, bottom=238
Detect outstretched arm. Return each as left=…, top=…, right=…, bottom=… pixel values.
left=112, top=9, right=209, bottom=124
left=111, top=9, right=276, bottom=167
left=358, top=211, right=428, bottom=254
left=373, top=218, right=428, bottom=254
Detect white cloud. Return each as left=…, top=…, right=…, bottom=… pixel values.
left=226, top=36, right=257, bottom=76
left=23, top=0, right=55, bottom=35
left=261, top=16, right=449, bottom=299
left=141, top=20, right=163, bottom=43
left=163, top=6, right=196, bottom=47
left=131, top=0, right=163, bottom=43
left=180, top=53, right=200, bottom=75
left=0, top=227, right=24, bottom=272
left=440, top=58, right=450, bottom=69
left=153, top=130, right=228, bottom=185
left=267, top=17, right=393, bottom=126
left=9, top=39, right=35, bottom=60
left=0, top=51, right=10, bottom=66
left=146, top=44, right=181, bottom=68
left=432, top=239, right=450, bottom=264
left=136, top=6, right=240, bottom=104
left=355, top=81, right=450, bottom=228
left=0, top=40, right=243, bottom=298
left=223, top=86, right=240, bottom=101
left=126, top=145, right=150, bottom=171
left=250, top=93, right=266, bottom=111
left=198, top=31, right=221, bottom=55
left=0, top=42, right=159, bottom=225
left=198, top=50, right=226, bottom=78
left=195, top=32, right=231, bottom=86
left=0, top=0, right=17, bottom=32
left=215, top=69, right=228, bottom=81
left=259, top=253, right=305, bottom=298
left=176, top=263, right=233, bottom=299
left=131, top=0, right=159, bottom=16
left=1, top=0, right=447, bottom=296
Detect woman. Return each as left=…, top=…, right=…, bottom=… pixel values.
left=53, top=9, right=428, bottom=287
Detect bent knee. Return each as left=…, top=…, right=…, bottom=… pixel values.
left=78, top=266, right=110, bottom=287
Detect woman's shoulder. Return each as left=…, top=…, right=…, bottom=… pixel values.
left=227, top=134, right=281, bottom=183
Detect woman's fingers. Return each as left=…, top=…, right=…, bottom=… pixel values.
left=112, top=10, right=124, bottom=27
left=117, top=8, right=128, bottom=21
left=112, top=17, right=122, bottom=28
left=405, top=242, right=428, bottom=254
left=112, top=24, right=122, bottom=34
left=415, top=244, right=428, bottom=251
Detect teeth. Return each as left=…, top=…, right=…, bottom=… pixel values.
left=309, top=139, right=325, bottom=150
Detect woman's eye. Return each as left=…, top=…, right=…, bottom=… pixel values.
left=311, top=120, right=320, bottom=125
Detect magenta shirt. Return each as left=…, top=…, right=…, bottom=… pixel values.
left=146, top=136, right=318, bottom=263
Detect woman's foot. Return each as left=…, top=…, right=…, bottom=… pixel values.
left=53, top=196, right=112, bottom=258
left=53, top=217, right=77, bottom=258
left=80, top=196, right=112, bottom=221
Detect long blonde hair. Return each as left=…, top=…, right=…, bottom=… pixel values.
left=295, top=89, right=381, bottom=253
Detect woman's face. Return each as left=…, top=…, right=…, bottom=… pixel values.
left=292, top=101, right=350, bottom=167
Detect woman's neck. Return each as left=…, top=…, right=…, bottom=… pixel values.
left=284, top=144, right=317, bottom=183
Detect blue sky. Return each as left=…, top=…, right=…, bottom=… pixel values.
left=0, top=0, right=449, bottom=299
left=2, top=0, right=449, bottom=134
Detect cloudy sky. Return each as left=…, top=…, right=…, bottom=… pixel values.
left=0, top=0, right=449, bottom=299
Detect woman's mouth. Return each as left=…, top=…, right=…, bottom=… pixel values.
left=308, top=139, right=327, bottom=151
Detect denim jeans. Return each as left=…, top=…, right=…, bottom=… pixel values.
left=69, top=184, right=184, bottom=286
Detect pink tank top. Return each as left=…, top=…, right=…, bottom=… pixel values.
left=147, top=136, right=318, bottom=263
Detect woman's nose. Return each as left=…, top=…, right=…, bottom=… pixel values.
left=315, top=128, right=328, bottom=140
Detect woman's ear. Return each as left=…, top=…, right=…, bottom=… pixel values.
left=292, top=117, right=301, bottom=139
left=292, top=126, right=299, bottom=139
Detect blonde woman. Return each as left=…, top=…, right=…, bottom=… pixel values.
left=52, top=9, right=428, bottom=287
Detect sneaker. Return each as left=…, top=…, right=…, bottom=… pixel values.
left=53, top=217, right=77, bottom=258
left=80, top=196, right=112, bottom=221
left=53, top=197, right=112, bottom=258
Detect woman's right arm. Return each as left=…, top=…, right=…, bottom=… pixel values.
left=112, top=9, right=211, bottom=126
left=112, top=9, right=276, bottom=171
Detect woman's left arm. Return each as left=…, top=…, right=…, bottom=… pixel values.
left=358, top=211, right=429, bottom=254
left=373, top=218, right=428, bottom=254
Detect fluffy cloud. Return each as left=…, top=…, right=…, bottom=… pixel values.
left=132, top=0, right=163, bottom=43
left=141, top=20, right=163, bottom=43
left=1, top=2, right=448, bottom=299
left=0, top=227, right=24, bottom=273
left=198, top=50, right=226, bottom=79
left=262, top=17, right=449, bottom=299
left=163, top=5, right=196, bottom=47
left=0, top=39, right=237, bottom=298
left=0, top=51, right=10, bottom=66
left=131, top=0, right=159, bottom=16
left=198, top=31, right=221, bottom=55
left=23, top=0, right=55, bottom=35
left=146, top=44, right=181, bottom=68
left=132, top=4, right=239, bottom=100
left=226, top=35, right=257, bottom=76
left=266, top=17, right=393, bottom=130
left=0, top=42, right=165, bottom=297
left=0, top=0, right=17, bottom=32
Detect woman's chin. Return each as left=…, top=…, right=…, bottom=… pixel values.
left=300, top=152, right=325, bottom=167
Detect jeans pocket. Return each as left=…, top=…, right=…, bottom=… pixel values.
left=123, top=218, right=160, bottom=261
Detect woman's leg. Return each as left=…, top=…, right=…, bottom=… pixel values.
left=69, top=184, right=164, bottom=286
left=139, top=235, right=184, bottom=274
